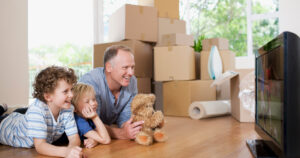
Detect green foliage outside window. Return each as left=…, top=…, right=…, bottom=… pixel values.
left=29, top=43, right=92, bottom=97
left=180, top=0, right=279, bottom=56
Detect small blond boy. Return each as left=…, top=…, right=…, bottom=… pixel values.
left=72, top=83, right=111, bottom=148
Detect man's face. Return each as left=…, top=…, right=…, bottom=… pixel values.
left=108, top=49, right=135, bottom=87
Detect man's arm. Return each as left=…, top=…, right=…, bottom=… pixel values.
left=105, top=117, right=143, bottom=139
left=33, top=134, right=82, bottom=158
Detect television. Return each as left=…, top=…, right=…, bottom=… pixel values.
left=247, top=31, right=300, bottom=158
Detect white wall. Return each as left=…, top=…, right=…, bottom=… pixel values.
left=279, top=0, right=300, bottom=36
left=0, top=0, right=29, bottom=106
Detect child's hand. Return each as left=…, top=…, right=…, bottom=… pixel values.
left=65, top=146, right=83, bottom=158
left=84, top=138, right=99, bottom=148
left=82, top=105, right=97, bottom=119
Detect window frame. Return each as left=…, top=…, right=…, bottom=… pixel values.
left=242, top=0, right=279, bottom=68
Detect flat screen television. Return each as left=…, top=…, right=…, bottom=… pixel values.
left=247, top=31, right=300, bottom=158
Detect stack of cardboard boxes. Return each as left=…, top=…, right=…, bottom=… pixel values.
left=154, top=38, right=237, bottom=117
left=141, top=0, right=216, bottom=117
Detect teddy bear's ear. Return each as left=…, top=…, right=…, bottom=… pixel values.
left=131, top=94, right=144, bottom=111
left=149, top=93, right=156, bottom=103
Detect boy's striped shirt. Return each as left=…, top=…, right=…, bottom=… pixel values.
left=0, top=99, right=78, bottom=148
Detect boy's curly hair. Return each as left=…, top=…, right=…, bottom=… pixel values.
left=33, top=66, right=77, bottom=103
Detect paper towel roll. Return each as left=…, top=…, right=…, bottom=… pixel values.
left=188, top=100, right=231, bottom=119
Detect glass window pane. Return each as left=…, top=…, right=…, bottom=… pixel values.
left=252, top=0, right=279, bottom=14
left=252, top=18, right=279, bottom=54
left=180, top=0, right=248, bottom=56
left=28, top=0, right=94, bottom=98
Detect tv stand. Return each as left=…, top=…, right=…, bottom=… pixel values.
left=246, top=140, right=280, bottom=158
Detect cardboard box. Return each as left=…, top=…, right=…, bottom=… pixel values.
left=137, top=78, right=151, bottom=93
left=94, top=40, right=153, bottom=78
left=138, top=0, right=179, bottom=19
left=154, top=46, right=195, bottom=81
left=201, top=50, right=236, bottom=80
left=216, top=80, right=230, bottom=100
left=163, top=80, right=216, bottom=117
left=159, top=33, right=194, bottom=46
left=202, top=38, right=229, bottom=51
left=109, top=4, right=158, bottom=42
left=158, top=18, right=186, bottom=44
left=230, top=69, right=255, bottom=122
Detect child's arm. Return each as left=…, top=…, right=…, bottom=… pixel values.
left=33, top=135, right=82, bottom=158
left=82, top=106, right=111, bottom=145
left=84, top=137, right=98, bottom=149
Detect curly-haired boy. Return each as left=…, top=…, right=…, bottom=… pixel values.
left=0, top=66, right=83, bottom=158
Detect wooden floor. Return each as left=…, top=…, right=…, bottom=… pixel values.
left=0, top=116, right=259, bottom=158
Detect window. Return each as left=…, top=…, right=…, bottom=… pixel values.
left=180, top=0, right=279, bottom=64
left=28, top=0, right=94, bottom=98
left=249, top=0, right=279, bottom=56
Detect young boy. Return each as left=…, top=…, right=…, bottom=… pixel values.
left=0, top=66, right=84, bottom=158
left=71, top=83, right=111, bottom=148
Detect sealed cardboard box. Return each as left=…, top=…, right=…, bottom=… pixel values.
left=137, top=78, right=151, bottom=93
left=163, top=80, right=216, bottom=117
left=202, top=38, right=229, bottom=51
left=230, top=69, right=255, bottom=122
left=138, top=0, right=179, bottom=19
left=94, top=40, right=153, bottom=78
left=109, top=4, right=158, bottom=42
left=201, top=50, right=236, bottom=80
left=159, top=33, right=194, bottom=46
left=154, top=46, right=195, bottom=81
left=158, top=18, right=186, bottom=44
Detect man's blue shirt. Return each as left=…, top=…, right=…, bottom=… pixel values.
left=79, top=67, right=137, bottom=127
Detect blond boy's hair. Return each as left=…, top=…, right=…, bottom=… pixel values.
left=71, top=83, right=95, bottom=107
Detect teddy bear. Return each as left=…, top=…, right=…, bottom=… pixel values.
left=131, top=93, right=167, bottom=145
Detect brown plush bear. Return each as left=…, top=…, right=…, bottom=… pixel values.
left=131, top=93, right=167, bottom=145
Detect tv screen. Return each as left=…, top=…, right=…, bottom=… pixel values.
left=256, top=45, right=283, bottom=147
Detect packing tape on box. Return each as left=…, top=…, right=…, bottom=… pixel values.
left=188, top=100, right=231, bottom=119
left=139, top=6, right=144, bottom=14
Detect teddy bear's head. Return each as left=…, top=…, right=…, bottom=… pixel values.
left=131, top=93, right=156, bottom=116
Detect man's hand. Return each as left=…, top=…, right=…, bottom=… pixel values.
left=121, top=117, right=144, bottom=139
left=84, top=138, right=99, bottom=148
left=82, top=105, right=97, bottom=119
left=65, top=146, right=83, bottom=158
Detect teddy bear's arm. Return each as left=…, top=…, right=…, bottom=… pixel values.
left=150, top=111, right=164, bottom=128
